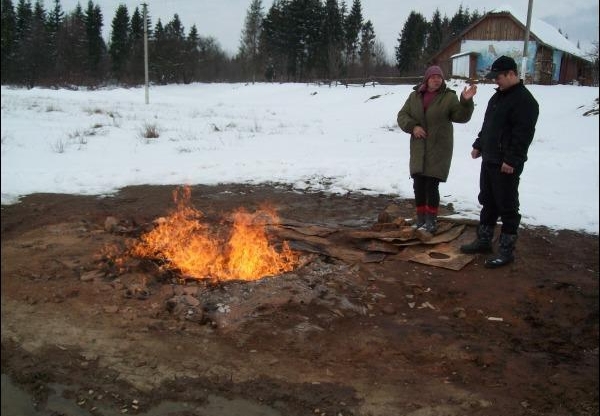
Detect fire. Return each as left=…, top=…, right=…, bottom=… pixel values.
left=129, top=186, right=298, bottom=281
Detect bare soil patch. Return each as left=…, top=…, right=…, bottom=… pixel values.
left=1, top=184, right=598, bottom=416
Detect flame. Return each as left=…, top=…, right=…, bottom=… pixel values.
left=129, top=186, right=298, bottom=281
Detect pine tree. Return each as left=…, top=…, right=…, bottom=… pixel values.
left=344, top=0, right=362, bottom=68
left=84, top=0, right=107, bottom=81
left=395, top=11, right=427, bottom=75
left=339, top=0, right=347, bottom=17
left=150, top=19, right=165, bottom=83
left=298, top=0, right=325, bottom=79
left=46, top=0, right=63, bottom=35
left=130, top=6, right=144, bottom=40
left=322, top=0, right=344, bottom=79
left=163, top=14, right=186, bottom=83
left=449, top=5, right=469, bottom=39
left=292, top=0, right=331, bottom=79
left=260, top=0, right=285, bottom=81
left=15, top=0, right=32, bottom=41
left=441, top=14, right=451, bottom=45
left=284, top=0, right=305, bottom=79
left=184, top=24, right=200, bottom=83
left=109, top=4, right=130, bottom=81
left=126, top=6, right=145, bottom=84
left=359, top=20, right=375, bottom=78
left=264, top=0, right=324, bottom=81
left=1, top=0, right=17, bottom=83
left=46, top=0, right=63, bottom=79
left=425, top=9, right=443, bottom=58
left=26, top=0, right=51, bottom=85
left=56, top=3, right=87, bottom=84
left=13, top=0, right=33, bottom=85
left=470, top=9, right=481, bottom=24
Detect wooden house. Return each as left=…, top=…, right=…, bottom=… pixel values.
left=430, top=7, right=594, bottom=85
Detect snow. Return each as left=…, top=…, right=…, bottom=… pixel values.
left=1, top=81, right=598, bottom=234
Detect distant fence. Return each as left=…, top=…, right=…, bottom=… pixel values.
left=312, top=76, right=423, bottom=87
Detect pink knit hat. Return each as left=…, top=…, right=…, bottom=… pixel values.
left=423, top=65, right=444, bottom=82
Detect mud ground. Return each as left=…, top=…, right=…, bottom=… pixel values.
left=1, top=184, right=598, bottom=416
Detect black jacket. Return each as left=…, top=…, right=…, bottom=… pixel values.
left=473, top=80, right=539, bottom=168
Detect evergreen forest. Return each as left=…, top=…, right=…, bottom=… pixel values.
left=1, top=0, right=481, bottom=87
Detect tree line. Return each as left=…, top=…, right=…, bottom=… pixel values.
left=1, top=0, right=479, bottom=87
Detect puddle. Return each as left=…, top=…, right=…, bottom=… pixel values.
left=1, top=373, right=40, bottom=416
left=2, top=374, right=282, bottom=416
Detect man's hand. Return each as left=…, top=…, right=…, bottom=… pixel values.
left=413, top=126, right=427, bottom=139
left=471, top=148, right=481, bottom=159
left=501, top=162, right=514, bottom=174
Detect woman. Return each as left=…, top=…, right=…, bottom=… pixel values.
left=397, top=65, right=477, bottom=233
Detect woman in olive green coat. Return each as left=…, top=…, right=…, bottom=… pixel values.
left=397, top=65, right=477, bottom=233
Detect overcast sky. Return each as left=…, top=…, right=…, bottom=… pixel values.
left=57, top=0, right=599, bottom=58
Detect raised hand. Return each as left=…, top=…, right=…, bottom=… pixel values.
left=462, top=84, right=477, bottom=100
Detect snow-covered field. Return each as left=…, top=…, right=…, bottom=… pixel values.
left=1, top=81, right=598, bottom=233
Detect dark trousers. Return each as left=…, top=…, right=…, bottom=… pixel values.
left=478, top=162, right=523, bottom=234
left=413, top=174, right=440, bottom=213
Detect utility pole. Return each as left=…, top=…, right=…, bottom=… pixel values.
left=143, top=3, right=149, bottom=104
left=521, top=0, right=534, bottom=83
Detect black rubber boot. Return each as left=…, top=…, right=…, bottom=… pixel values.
left=485, top=233, right=517, bottom=268
left=424, top=213, right=437, bottom=234
left=460, top=224, right=494, bottom=254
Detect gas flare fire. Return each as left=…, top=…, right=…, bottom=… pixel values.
left=129, top=186, right=298, bottom=281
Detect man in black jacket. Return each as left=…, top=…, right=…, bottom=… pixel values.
left=460, top=56, right=539, bottom=268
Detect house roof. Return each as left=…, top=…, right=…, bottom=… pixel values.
left=489, top=5, right=590, bottom=60
left=450, top=51, right=479, bottom=59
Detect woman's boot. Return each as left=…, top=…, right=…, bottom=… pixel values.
left=412, top=206, right=426, bottom=229
left=424, top=212, right=437, bottom=234
left=423, top=206, right=438, bottom=234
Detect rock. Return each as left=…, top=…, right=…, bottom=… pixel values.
left=80, top=270, right=104, bottom=282
left=104, top=216, right=119, bottom=232
left=166, top=297, right=182, bottom=313
left=377, top=204, right=404, bottom=224
left=159, top=285, right=175, bottom=298
left=453, top=307, right=467, bottom=319
left=183, top=295, right=200, bottom=307
left=185, top=308, right=204, bottom=324
left=381, top=304, right=396, bottom=315
left=477, top=352, right=497, bottom=367
left=183, top=286, right=199, bottom=296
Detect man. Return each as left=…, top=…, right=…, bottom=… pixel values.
left=460, top=56, right=539, bottom=268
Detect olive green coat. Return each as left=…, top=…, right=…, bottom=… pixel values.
left=397, top=83, right=474, bottom=182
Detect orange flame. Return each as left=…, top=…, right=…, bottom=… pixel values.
left=129, top=186, right=298, bottom=281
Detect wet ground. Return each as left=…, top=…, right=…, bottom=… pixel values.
left=1, top=184, right=598, bottom=416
